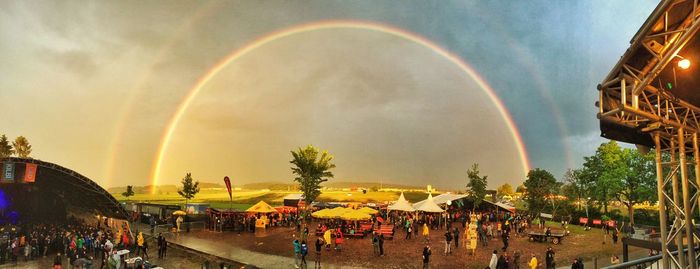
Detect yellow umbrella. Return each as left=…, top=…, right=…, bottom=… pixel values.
left=311, top=209, right=333, bottom=219
left=358, top=207, right=378, bottom=215
left=340, top=210, right=371, bottom=221
left=328, top=207, right=352, bottom=218
left=246, top=201, right=278, bottom=213
left=172, top=210, right=187, bottom=216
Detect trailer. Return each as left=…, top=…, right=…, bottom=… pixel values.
left=528, top=231, right=566, bottom=244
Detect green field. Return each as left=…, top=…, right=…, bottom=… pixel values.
left=114, top=189, right=434, bottom=209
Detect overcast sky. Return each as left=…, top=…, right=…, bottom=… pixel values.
left=0, top=0, right=658, bottom=189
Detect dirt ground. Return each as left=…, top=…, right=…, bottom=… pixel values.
left=187, top=222, right=638, bottom=269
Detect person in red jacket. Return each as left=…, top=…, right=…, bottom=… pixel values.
left=334, top=229, right=344, bottom=251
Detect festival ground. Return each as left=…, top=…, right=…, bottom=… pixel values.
left=159, top=221, right=650, bottom=269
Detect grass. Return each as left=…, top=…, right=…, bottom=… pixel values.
left=115, top=189, right=434, bottom=209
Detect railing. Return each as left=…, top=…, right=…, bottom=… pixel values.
left=602, top=254, right=662, bottom=269
left=602, top=248, right=699, bottom=269
left=152, top=221, right=206, bottom=235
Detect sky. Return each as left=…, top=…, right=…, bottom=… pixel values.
left=0, top=0, right=659, bottom=189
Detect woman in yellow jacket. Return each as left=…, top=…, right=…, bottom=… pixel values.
left=323, top=229, right=332, bottom=250
left=422, top=223, right=430, bottom=243
left=137, top=232, right=145, bottom=257
left=529, top=254, right=539, bottom=269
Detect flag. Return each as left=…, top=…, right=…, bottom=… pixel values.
left=24, top=163, right=37, bottom=183
left=223, top=176, right=232, bottom=200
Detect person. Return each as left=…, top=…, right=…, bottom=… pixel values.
left=497, top=252, right=510, bottom=269
left=293, top=236, right=301, bottom=268
left=136, top=232, right=144, bottom=257
left=422, top=223, right=430, bottom=243
left=529, top=254, right=538, bottom=269
left=53, top=253, right=62, bottom=269
left=513, top=250, right=521, bottom=269
left=545, top=247, right=555, bottom=269
left=441, top=229, right=450, bottom=255
left=502, top=231, right=509, bottom=251
left=157, top=233, right=167, bottom=259
left=453, top=227, right=460, bottom=248
left=611, top=254, right=620, bottom=265
left=378, top=233, right=385, bottom=257
left=150, top=216, right=156, bottom=235
left=372, top=232, right=379, bottom=256
left=323, top=229, right=331, bottom=250
left=176, top=216, right=183, bottom=233
left=406, top=224, right=412, bottom=240
left=422, top=245, right=431, bottom=269
left=612, top=229, right=619, bottom=244
left=300, top=240, right=308, bottom=268
left=334, top=229, right=343, bottom=252
left=302, top=226, right=309, bottom=242
left=314, top=237, right=323, bottom=269
left=489, top=250, right=498, bottom=269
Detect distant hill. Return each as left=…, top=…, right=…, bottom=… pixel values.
left=242, top=182, right=297, bottom=191
left=324, top=181, right=424, bottom=190
left=108, top=181, right=224, bottom=194
left=108, top=181, right=426, bottom=193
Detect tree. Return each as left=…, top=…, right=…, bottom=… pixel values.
left=12, top=136, right=31, bottom=158
left=466, top=163, right=488, bottom=210
left=615, top=148, right=656, bottom=225
left=177, top=173, right=200, bottom=208
left=580, top=141, right=657, bottom=224
left=290, top=145, right=336, bottom=211
left=0, top=135, right=14, bottom=158
left=497, top=183, right=515, bottom=198
left=122, top=185, right=135, bottom=200
left=562, top=169, right=591, bottom=211
left=523, top=168, right=557, bottom=215
left=515, top=184, right=526, bottom=193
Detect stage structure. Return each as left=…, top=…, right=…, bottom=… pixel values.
left=598, top=1, right=700, bottom=268
left=0, top=157, right=128, bottom=221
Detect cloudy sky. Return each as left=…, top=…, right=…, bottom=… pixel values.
left=0, top=0, right=658, bottom=189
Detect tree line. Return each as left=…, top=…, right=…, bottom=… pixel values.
left=519, top=141, right=656, bottom=225
left=0, top=134, right=32, bottom=158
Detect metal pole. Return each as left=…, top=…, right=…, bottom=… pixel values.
left=656, top=133, right=670, bottom=269
left=678, top=128, right=697, bottom=269
left=695, top=132, right=700, bottom=222
left=672, top=138, right=687, bottom=269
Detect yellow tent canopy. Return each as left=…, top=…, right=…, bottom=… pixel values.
left=357, top=207, right=378, bottom=215
left=246, top=201, right=278, bottom=213
left=311, top=209, right=334, bottom=219
left=340, top=210, right=371, bottom=221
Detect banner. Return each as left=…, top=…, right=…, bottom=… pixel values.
left=592, top=219, right=602, bottom=225
left=607, top=220, right=616, bottom=228
left=2, top=162, right=14, bottom=182
left=223, top=176, right=232, bottom=200
left=24, top=163, right=37, bottom=183
left=579, top=217, right=588, bottom=225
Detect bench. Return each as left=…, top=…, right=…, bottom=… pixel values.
left=373, top=224, right=395, bottom=240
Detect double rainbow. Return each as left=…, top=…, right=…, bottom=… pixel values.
left=148, top=20, right=532, bottom=192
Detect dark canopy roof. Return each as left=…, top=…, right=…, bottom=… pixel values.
left=0, top=157, right=127, bottom=219
left=600, top=0, right=700, bottom=146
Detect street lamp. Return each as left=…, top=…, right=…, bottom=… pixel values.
left=585, top=197, right=591, bottom=218
left=678, top=58, right=691, bottom=69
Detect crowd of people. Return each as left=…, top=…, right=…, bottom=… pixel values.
left=0, top=216, right=168, bottom=269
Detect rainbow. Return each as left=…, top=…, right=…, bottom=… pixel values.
left=149, top=20, right=532, bottom=192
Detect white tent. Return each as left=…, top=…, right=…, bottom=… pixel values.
left=413, top=193, right=468, bottom=208
left=388, top=192, right=415, bottom=212
left=413, top=193, right=444, bottom=213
